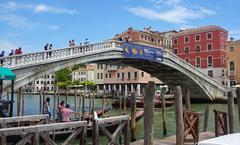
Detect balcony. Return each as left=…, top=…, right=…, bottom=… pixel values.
left=106, top=65, right=118, bottom=72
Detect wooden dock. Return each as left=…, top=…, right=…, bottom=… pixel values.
left=131, top=131, right=215, bottom=145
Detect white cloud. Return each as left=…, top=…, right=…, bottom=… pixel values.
left=127, top=0, right=215, bottom=24
left=0, top=39, right=18, bottom=53
left=0, top=1, right=78, bottom=14
left=34, top=4, right=78, bottom=14
left=127, top=6, right=214, bottom=24
left=0, top=14, right=33, bottom=28
left=229, top=29, right=240, bottom=39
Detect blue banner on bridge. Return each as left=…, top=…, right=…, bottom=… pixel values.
left=122, top=42, right=163, bottom=62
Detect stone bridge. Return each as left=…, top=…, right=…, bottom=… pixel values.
left=1, top=40, right=231, bottom=100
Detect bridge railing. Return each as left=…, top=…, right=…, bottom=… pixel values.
left=1, top=40, right=122, bottom=68
left=163, top=49, right=229, bottom=91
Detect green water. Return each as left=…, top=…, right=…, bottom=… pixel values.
left=9, top=95, right=240, bottom=144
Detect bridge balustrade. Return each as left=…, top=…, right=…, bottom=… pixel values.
left=1, top=41, right=121, bottom=68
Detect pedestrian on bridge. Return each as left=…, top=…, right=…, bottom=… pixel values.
left=0, top=51, right=5, bottom=66
left=9, top=50, right=14, bottom=56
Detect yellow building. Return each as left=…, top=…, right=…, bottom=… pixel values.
left=226, top=39, right=240, bottom=86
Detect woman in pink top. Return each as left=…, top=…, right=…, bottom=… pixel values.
left=61, top=104, right=81, bottom=122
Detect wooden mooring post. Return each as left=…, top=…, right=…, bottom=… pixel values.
left=144, top=82, right=155, bottom=145
left=39, top=91, right=43, bottom=114
left=21, top=89, right=24, bottom=116
left=236, top=88, right=240, bottom=125
left=161, top=91, right=167, bottom=135
left=185, top=88, right=191, bottom=110
left=17, top=87, right=22, bottom=116
left=81, top=95, right=85, bottom=121
left=131, top=92, right=136, bottom=141
left=228, top=91, right=235, bottom=134
left=174, top=86, right=184, bottom=145
left=203, top=106, right=210, bottom=132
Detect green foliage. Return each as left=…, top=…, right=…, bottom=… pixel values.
left=55, top=68, right=71, bottom=82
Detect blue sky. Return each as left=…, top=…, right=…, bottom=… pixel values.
left=0, top=0, right=240, bottom=54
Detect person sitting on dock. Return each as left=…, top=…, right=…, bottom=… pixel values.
left=61, top=104, right=81, bottom=122
left=43, top=97, right=51, bottom=119
left=57, top=101, right=65, bottom=122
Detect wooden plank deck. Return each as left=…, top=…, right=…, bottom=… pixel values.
left=131, top=131, right=215, bottom=145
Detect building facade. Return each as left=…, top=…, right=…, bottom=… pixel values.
left=29, top=74, right=56, bottom=92
left=114, top=27, right=165, bottom=48
left=172, top=25, right=229, bottom=86
left=226, top=39, right=240, bottom=86
left=95, top=64, right=162, bottom=96
left=71, top=64, right=95, bottom=82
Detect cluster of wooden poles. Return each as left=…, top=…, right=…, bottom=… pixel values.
left=143, top=81, right=240, bottom=145
left=11, top=87, right=109, bottom=121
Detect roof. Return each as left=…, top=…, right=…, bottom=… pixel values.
left=173, top=25, right=228, bottom=37
left=0, top=67, right=16, bottom=80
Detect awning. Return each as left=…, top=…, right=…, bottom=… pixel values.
left=0, top=67, right=16, bottom=80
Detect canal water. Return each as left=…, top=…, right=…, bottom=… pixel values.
left=7, top=94, right=240, bottom=144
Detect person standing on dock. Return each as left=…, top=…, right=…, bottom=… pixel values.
left=61, top=104, right=81, bottom=122
left=43, top=97, right=51, bottom=119
left=57, top=101, right=65, bottom=122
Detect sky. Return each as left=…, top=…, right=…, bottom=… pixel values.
left=0, top=0, right=240, bottom=54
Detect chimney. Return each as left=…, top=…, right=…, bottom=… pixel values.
left=230, top=37, right=234, bottom=41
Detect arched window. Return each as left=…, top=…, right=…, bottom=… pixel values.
left=208, top=56, right=213, bottom=67
left=196, top=57, right=201, bottom=67
left=230, top=61, right=235, bottom=71
left=185, top=58, right=189, bottom=63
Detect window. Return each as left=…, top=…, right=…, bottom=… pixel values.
left=221, top=55, right=224, bottom=66
left=222, top=70, right=225, bottom=76
left=100, top=64, right=103, bottom=69
left=222, top=81, right=225, bottom=85
left=208, top=56, right=213, bottom=67
left=100, top=73, right=103, bottom=79
left=195, top=45, right=200, bottom=52
left=196, top=57, right=201, bottom=67
left=208, top=70, right=213, bottom=77
left=206, top=32, right=212, bottom=39
left=105, top=74, right=108, bottom=78
left=141, top=72, right=144, bottom=77
left=230, top=81, right=236, bottom=86
left=174, top=48, right=178, bottom=54
left=184, top=36, right=189, bottom=43
left=173, top=38, right=178, bottom=44
left=184, top=47, right=190, bottom=53
left=122, top=72, right=125, bottom=79
left=97, top=73, right=99, bottom=79
left=230, top=61, right=235, bottom=71
left=128, top=72, right=131, bottom=79
left=109, top=73, right=111, bottom=78
left=36, top=81, right=39, bottom=84
left=134, top=72, right=138, bottom=79
left=185, top=58, right=189, bottom=63
left=221, top=43, right=225, bottom=50
left=195, top=34, right=200, bottom=41
left=117, top=73, right=120, bottom=78
left=141, top=35, right=144, bottom=40
left=230, top=47, right=234, bottom=52
left=207, top=44, right=212, bottom=51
